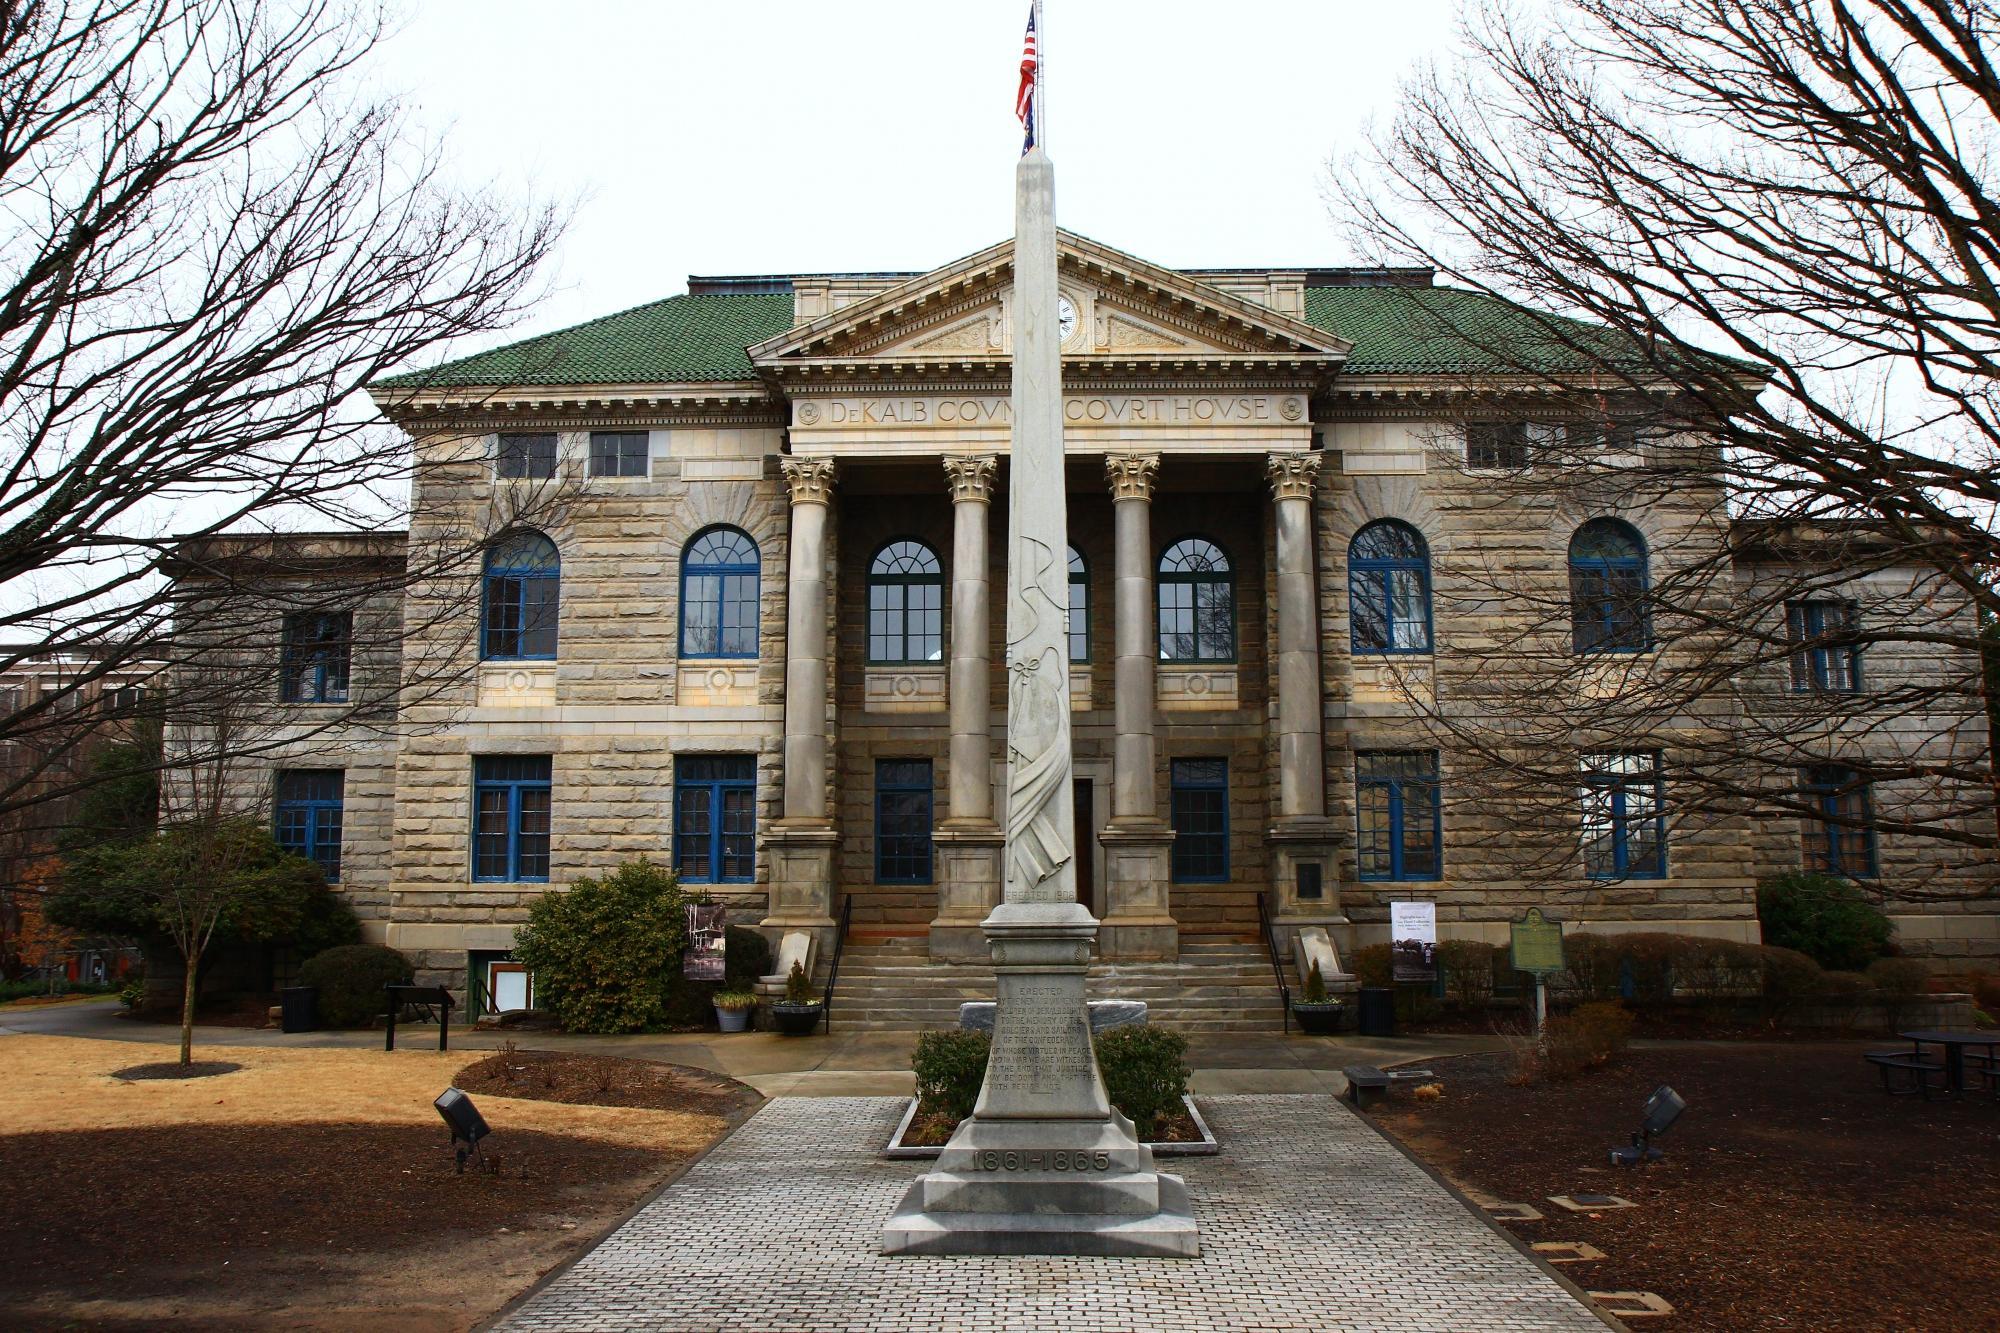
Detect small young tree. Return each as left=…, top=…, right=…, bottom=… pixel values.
left=52, top=818, right=347, bottom=1064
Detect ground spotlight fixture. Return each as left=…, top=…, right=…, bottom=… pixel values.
left=1609, top=1084, right=1684, bottom=1167
left=436, top=1086, right=491, bottom=1172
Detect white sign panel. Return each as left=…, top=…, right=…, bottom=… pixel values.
left=1389, top=901, right=1438, bottom=984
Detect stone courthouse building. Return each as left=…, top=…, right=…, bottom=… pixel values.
left=175, top=231, right=1995, bottom=1018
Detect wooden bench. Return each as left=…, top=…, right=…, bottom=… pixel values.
left=1865, top=1050, right=1944, bottom=1098
left=1343, top=1065, right=1392, bottom=1108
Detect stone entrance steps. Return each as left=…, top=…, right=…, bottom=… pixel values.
left=827, top=936, right=1287, bottom=1034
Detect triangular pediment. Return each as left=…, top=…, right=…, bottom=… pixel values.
left=746, top=231, right=1350, bottom=372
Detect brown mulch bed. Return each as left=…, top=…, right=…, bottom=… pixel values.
left=0, top=1122, right=670, bottom=1327
left=1364, top=1041, right=2000, bottom=1331
left=110, top=1061, right=242, bottom=1080
left=452, top=1049, right=763, bottom=1118
left=902, top=1100, right=1204, bottom=1148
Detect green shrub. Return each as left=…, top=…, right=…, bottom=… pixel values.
left=784, top=959, right=816, bottom=1004
left=297, top=944, right=413, bottom=1027
left=1757, top=873, right=1892, bottom=971
left=1436, top=940, right=1497, bottom=1011
left=1350, top=942, right=1392, bottom=988
left=1758, top=946, right=1825, bottom=1024
left=912, top=1029, right=991, bottom=1121
left=723, top=926, right=771, bottom=991
left=1670, top=935, right=1765, bottom=1003
left=1558, top=932, right=1622, bottom=1002
left=712, top=990, right=756, bottom=1012
left=1302, top=960, right=1329, bottom=1004
left=1866, top=957, right=1931, bottom=1029
left=118, top=977, right=146, bottom=1009
left=1533, top=1001, right=1633, bottom=1080
left=1095, top=1026, right=1191, bottom=1139
left=512, top=858, right=688, bottom=1033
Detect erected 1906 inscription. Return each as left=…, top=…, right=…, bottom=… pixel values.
left=986, top=983, right=1094, bottom=1098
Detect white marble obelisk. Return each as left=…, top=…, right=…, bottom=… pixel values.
left=880, top=144, right=1198, bottom=1259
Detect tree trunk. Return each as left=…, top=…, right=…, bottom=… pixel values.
left=179, top=954, right=197, bottom=1067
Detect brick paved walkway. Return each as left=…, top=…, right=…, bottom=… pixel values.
left=498, top=1095, right=1606, bottom=1332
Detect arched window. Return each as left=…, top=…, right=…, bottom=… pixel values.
left=1067, top=545, right=1089, bottom=663
left=1569, top=519, right=1649, bottom=653
left=680, top=527, right=760, bottom=659
left=483, top=530, right=559, bottom=660
left=869, top=539, right=944, bottom=663
left=1157, top=537, right=1234, bottom=662
left=1349, top=520, right=1432, bottom=654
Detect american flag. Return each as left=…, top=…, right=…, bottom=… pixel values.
left=1016, top=5, right=1038, bottom=153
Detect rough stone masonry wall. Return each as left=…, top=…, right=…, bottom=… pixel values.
left=1317, top=420, right=1762, bottom=949
left=386, top=424, right=788, bottom=994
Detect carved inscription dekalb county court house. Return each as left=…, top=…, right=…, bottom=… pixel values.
left=169, top=229, right=1995, bottom=1014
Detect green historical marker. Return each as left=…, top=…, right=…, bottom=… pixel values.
left=1510, top=908, right=1565, bottom=1034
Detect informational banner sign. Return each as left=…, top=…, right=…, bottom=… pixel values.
left=1509, top=908, right=1566, bottom=976
left=1389, top=901, right=1438, bottom=983
left=684, top=904, right=726, bottom=981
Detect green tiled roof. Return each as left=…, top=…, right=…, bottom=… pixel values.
left=1304, top=285, right=1643, bottom=375
left=379, top=280, right=1664, bottom=390
left=376, top=292, right=794, bottom=388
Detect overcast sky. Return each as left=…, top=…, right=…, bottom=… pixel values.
left=370, top=0, right=1458, bottom=344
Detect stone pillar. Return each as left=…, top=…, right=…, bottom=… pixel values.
left=1096, top=452, right=1177, bottom=961
left=761, top=457, right=840, bottom=941
left=932, top=454, right=1004, bottom=960
left=1264, top=452, right=1344, bottom=953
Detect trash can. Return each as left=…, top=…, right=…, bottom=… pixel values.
left=1356, top=986, right=1395, bottom=1038
left=280, top=985, right=319, bottom=1034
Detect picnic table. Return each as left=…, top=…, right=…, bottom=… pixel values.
left=1897, top=1029, right=2000, bottom=1095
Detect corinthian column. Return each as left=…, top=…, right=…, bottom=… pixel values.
left=1096, top=452, right=1178, bottom=961
left=930, top=453, right=1004, bottom=960
left=1263, top=451, right=1343, bottom=941
left=761, top=456, right=839, bottom=941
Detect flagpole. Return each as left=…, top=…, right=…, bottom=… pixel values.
left=1034, top=0, right=1046, bottom=156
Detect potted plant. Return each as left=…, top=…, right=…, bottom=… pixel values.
left=1293, top=960, right=1347, bottom=1036
left=769, top=959, right=824, bottom=1037
left=712, top=989, right=757, bottom=1033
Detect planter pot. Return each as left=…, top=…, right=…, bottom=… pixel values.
left=1292, top=1001, right=1348, bottom=1036
left=714, top=1003, right=753, bottom=1033
left=770, top=1002, right=823, bottom=1036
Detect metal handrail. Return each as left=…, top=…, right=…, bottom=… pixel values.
left=1258, top=891, right=1293, bottom=1034
left=818, top=892, right=854, bottom=1034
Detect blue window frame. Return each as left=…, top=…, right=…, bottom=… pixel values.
left=875, top=759, right=934, bottom=883
left=473, top=755, right=552, bottom=882
left=1067, top=545, right=1089, bottom=663
left=681, top=527, right=760, bottom=659
left=1581, top=751, right=1665, bottom=878
left=1170, top=758, right=1229, bottom=882
left=588, top=430, right=649, bottom=478
left=275, top=769, right=344, bottom=882
left=1802, top=765, right=1878, bottom=877
left=868, top=540, right=944, bottom=664
left=496, top=432, right=556, bottom=479
left=1356, top=751, right=1440, bottom=881
left=1569, top=519, right=1650, bottom=653
left=1349, top=521, right=1433, bottom=654
left=674, top=755, right=756, bottom=883
left=1158, top=537, right=1234, bottom=663
left=280, top=611, right=351, bottom=703
left=483, top=530, right=559, bottom=660
left=1788, top=600, right=1861, bottom=692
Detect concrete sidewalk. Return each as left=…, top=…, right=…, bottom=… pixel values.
left=0, top=996, right=1497, bottom=1096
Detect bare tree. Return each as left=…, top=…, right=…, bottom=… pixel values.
left=1330, top=0, right=1998, bottom=889
left=0, top=0, right=568, bottom=815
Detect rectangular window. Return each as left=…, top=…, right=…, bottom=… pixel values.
left=1356, top=751, right=1441, bottom=881
left=1581, top=752, right=1665, bottom=878
left=674, top=755, right=756, bottom=883
left=275, top=769, right=344, bottom=882
left=1787, top=600, right=1861, bottom=693
left=875, top=759, right=934, bottom=883
left=1170, top=758, right=1229, bottom=882
left=1802, top=765, right=1878, bottom=877
left=1466, top=422, right=1530, bottom=470
left=496, top=432, right=557, bottom=480
left=588, top=431, right=650, bottom=478
left=280, top=611, right=352, bottom=703
left=1068, top=577, right=1088, bottom=663
left=868, top=583, right=944, bottom=663
left=473, top=755, right=553, bottom=882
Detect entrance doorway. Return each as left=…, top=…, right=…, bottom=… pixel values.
left=1072, top=778, right=1094, bottom=909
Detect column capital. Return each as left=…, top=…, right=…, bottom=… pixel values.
left=1104, top=452, right=1161, bottom=501
left=1265, top=452, right=1322, bottom=502
left=781, top=456, right=837, bottom=505
left=943, top=453, right=998, bottom=504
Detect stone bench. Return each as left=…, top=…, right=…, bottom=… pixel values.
left=958, top=999, right=1148, bottom=1033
